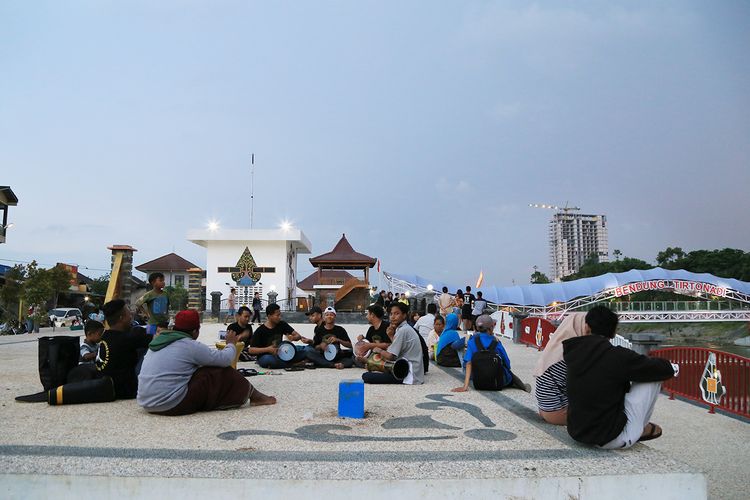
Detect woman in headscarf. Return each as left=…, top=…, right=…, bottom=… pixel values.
left=434, top=313, right=463, bottom=367
left=534, top=312, right=588, bottom=425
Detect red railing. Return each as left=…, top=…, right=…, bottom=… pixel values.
left=650, top=347, right=750, bottom=419
left=519, top=317, right=556, bottom=351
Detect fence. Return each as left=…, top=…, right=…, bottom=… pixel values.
left=610, top=334, right=633, bottom=349
left=650, top=347, right=750, bottom=419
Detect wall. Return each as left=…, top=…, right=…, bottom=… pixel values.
left=204, top=240, right=292, bottom=306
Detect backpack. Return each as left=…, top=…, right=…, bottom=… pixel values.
left=416, top=331, right=429, bottom=374
left=436, top=345, right=461, bottom=367
left=471, top=334, right=504, bottom=391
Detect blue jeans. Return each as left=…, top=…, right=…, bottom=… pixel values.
left=258, top=345, right=307, bottom=369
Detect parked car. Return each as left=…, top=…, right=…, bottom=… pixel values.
left=48, top=308, right=83, bottom=327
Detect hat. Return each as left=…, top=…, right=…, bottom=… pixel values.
left=474, top=314, right=495, bottom=332
left=323, top=306, right=337, bottom=316
left=174, top=310, right=200, bottom=331
left=305, top=306, right=323, bottom=316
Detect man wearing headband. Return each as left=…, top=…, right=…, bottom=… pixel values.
left=137, top=310, right=275, bottom=415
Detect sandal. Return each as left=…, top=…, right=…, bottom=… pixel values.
left=237, top=368, right=259, bottom=377
left=638, top=422, right=662, bottom=442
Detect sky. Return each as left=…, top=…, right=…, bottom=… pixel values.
left=1, top=1, right=749, bottom=287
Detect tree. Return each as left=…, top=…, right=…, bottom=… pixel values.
left=49, top=264, right=75, bottom=308
left=23, top=261, right=74, bottom=321
left=90, top=274, right=110, bottom=296
left=165, top=285, right=188, bottom=311
left=531, top=271, right=551, bottom=284
left=0, top=264, right=26, bottom=323
left=656, top=247, right=686, bottom=268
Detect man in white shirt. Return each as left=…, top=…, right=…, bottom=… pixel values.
left=413, top=303, right=437, bottom=342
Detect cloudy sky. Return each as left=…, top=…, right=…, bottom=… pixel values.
left=2, top=1, right=748, bottom=286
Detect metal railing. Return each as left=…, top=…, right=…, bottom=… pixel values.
left=610, top=334, right=633, bottom=349
left=650, top=347, right=750, bottom=419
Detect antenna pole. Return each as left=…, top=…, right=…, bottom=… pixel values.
left=250, top=153, right=255, bottom=229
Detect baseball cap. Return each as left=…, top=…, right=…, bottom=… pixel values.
left=324, top=306, right=337, bottom=316
left=474, top=314, right=495, bottom=332
left=305, top=306, right=323, bottom=316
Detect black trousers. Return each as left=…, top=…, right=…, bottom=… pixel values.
left=362, top=371, right=402, bottom=384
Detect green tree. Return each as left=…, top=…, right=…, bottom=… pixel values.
left=165, top=285, right=188, bottom=311
left=531, top=271, right=551, bottom=284
left=23, top=261, right=74, bottom=322
left=0, top=264, right=27, bottom=323
left=654, top=247, right=749, bottom=280
left=49, top=264, right=75, bottom=307
left=656, top=247, right=686, bottom=268
left=90, top=274, right=110, bottom=296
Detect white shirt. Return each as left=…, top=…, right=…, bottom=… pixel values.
left=413, top=313, right=435, bottom=341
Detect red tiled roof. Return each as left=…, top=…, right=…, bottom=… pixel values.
left=136, top=252, right=199, bottom=272
left=309, top=234, right=376, bottom=268
left=297, top=270, right=355, bottom=290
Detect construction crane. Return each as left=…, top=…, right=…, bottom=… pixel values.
left=529, top=202, right=581, bottom=214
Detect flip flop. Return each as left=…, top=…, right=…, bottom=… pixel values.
left=638, top=422, right=662, bottom=442
left=237, top=368, right=259, bottom=377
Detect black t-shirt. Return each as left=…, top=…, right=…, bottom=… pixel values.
left=250, top=321, right=294, bottom=348
left=227, top=321, right=253, bottom=352
left=313, top=324, right=351, bottom=347
left=96, top=327, right=151, bottom=399
left=462, top=293, right=475, bottom=316
left=366, top=321, right=391, bottom=344
left=227, top=321, right=253, bottom=344
left=252, top=297, right=262, bottom=310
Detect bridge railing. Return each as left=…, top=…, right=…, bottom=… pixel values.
left=650, top=347, right=749, bottom=419
left=611, top=334, right=633, bottom=349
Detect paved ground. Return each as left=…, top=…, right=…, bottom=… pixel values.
left=0, top=322, right=746, bottom=498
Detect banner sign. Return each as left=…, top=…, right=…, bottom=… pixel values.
left=520, top=317, right=556, bottom=350
left=612, top=280, right=727, bottom=298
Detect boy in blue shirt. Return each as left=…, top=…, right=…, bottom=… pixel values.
left=452, top=314, right=530, bottom=393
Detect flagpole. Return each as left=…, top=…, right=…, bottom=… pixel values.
left=250, top=153, right=255, bottom=229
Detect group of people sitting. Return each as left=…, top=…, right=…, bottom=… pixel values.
left=65, top=293, right=677, bottom=449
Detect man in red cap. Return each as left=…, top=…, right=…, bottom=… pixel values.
left=137, top=310, right=276, bottom=415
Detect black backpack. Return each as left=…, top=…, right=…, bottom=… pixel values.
left=471, top=334, right=504, bottom=391
left=436, top=345, right=461, bottom=367
left=416, top=330, right=429, bottom=374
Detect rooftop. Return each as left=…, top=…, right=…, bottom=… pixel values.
left=309, top=234, right=376, bottom=269
left=187, top=228, right=312, bottom=254
left=136, top=252, right=199, bottom=273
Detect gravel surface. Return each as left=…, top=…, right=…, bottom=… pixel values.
left=1, top=322, right=745, bottom=498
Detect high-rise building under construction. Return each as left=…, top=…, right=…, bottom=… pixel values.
left=549, top=212, right=608, bottom=281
